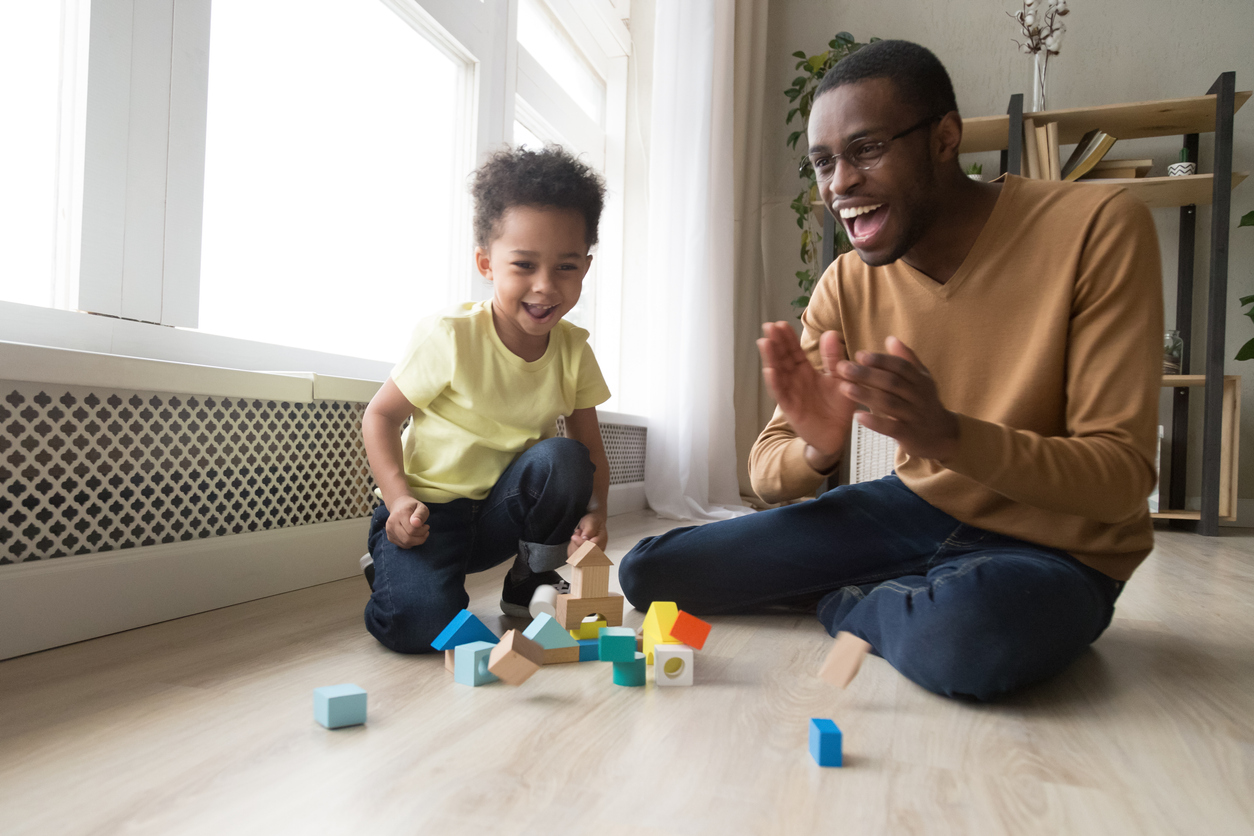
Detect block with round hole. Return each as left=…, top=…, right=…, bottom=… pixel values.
left=654, top=643, right=694, bottom=686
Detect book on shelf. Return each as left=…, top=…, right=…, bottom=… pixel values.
left=1046, top=121, right=1061, bottom=180
left=1077, top=158, right=1153, bottom=180
left=1022, top=117, right=1041, bottom=179
left=1061, top=129, right=1118, bottom=180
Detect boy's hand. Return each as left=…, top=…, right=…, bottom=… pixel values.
left=569, top=512, right=608, bottom=553
left=386, top=496, right=431, bottom=548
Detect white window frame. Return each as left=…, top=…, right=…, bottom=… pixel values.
left=0, top=0, right=631, bottom=395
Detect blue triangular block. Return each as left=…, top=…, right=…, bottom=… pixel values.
left=431, top=610, right=498, bottom=651
left=522, top=612, right=579, bottom=649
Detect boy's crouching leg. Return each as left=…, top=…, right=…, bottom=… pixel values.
left=494, top=437, right=594, bottom=572
left=833, top=549, right=1121, bottom=701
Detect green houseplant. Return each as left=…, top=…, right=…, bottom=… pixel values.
left=785, top=32, right=878, bottom=313
left=1237, top=210, right=1254, bottom=361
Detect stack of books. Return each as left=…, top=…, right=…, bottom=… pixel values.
left=1020, top=119, right=1154, bottom=182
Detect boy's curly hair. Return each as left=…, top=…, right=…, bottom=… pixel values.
left=471, top=145, right=606, bottom=251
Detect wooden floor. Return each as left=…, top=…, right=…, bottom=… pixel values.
left=1, top=512, right=1252, bottom=835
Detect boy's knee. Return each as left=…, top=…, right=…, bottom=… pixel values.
left=365, top=601, right=461, bottom=655
left=530, top=437, right=594, bottom=487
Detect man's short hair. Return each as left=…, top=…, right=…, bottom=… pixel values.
left=471, top=145, right=606, bottom=250
left=814, top=40, right=958, bottom=120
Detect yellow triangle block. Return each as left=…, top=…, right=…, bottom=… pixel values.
left=642, top=601, right=681, bottom=664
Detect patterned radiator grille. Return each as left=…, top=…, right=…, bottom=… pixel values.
left=849, top=421, right=899, bottom=484
left=0, top=384, right=373, bottom=564
left=2, top=383, right=648, bottom=564
left=553, top=418, right=647, bottom=485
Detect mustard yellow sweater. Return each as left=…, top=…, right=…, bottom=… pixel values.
left=750, top=176, right=1163, bottom=580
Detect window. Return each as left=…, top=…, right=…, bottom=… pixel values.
left=0, top=2, right=86, bottom=310
left=197, top=0, right=466, bottom=362
left=517, top=0, right=606, bottom=126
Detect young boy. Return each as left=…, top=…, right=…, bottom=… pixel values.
left=360, top=146, right=612, bottom=654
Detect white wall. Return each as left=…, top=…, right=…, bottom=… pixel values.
left=757, top=0, right=1254, bottom=519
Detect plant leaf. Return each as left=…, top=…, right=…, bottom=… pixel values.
left=792, top=50, right=807, bottom=59
left=1240, top=294, right=1254, bottom=305
left=1236, top=338, right=1254, bottom=362
left=1239, top=210, right=1254, bottom=227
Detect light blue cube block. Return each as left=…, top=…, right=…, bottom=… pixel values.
left=577, top=638, right=599, bottom=661
left=598, top=626, right=637, bottom=662
left=612, top=652, right=646, bottom=687
left=809, top=718, right=842, bottom=767
left=453, top=641, right=500, bottom=686
left=314, top=684, right=367, bottom=729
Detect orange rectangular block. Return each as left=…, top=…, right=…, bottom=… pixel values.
left=670, top=611, right=711, bottom=650
left=555, top=593, right=624, bottom=630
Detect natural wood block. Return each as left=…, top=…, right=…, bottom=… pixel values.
left=818, top=632, right=872, bottom=690
left=571, top=565, right=609, bottom=599
left=487, top=630, right=544, bottom=686
left=543, top=645, right=580, bottom=665
left=555, top=593, right=624, bottom=630
left=445, top=649, right=455, bottom=673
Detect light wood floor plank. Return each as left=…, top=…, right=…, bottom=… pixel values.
left=0, top=515, right=1251, bottom=835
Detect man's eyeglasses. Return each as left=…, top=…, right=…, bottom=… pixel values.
left=800, top=113, right=943, bottom=181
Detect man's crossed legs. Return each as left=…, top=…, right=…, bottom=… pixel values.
left=618, top=474, right=1123, bottom=701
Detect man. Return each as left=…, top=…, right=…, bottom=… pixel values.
left=618, top=40, right=1161, bottom=701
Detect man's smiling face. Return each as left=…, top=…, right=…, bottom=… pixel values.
left=806, top=77, right=942, bottom=267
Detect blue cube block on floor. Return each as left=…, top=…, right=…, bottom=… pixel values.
left=314, top=684, right=367, bottom=729
left=612, top=652, right=646, bottom=687
left=577, top=638, right=599, bottom=661
left=454, top=641, right=500, bottom=686
left=599, top=626, right=637, bottom=662
left=809, top=718, right=842, bottom=767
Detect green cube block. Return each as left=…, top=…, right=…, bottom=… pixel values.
left=313, top=684, right=367, bottom=729
left=598, top=626, right=637, bottom=662
left=612, top=652, right=646, bottom=687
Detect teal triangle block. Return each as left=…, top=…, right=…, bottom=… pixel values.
left=522, top=612, right=579, bottom=649
left=431, top=610, right=498, bottom=651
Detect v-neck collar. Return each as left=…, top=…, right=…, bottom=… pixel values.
left=897, top=176, right=1020, bottom=300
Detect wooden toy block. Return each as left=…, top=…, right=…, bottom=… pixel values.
left=636, top=633, right=643, bottom=652
left=567, top=541, right=613, bottom=598
left=818, top=631, right=872, bottom=690
left=543, top=645, right=581, bottom=665
left=313, top=684, right=367, bottom=729
left=529, top=584, right=559, bottom=619
left=453, top=641, right=499, bottom=686
left=809, top=718, right=843, bottom=767
left=445, top=649, right=455, bottom=673
left=598, top=626, right=637, bottom=662
left=612, top=652, right=646, bottom=687
left=569, top=616, right=608, bottom=640
left=522, top=612, right=579, bottom=650
left=431, top=610, right=498, bottom=652
left=654, top=643, right=694, bottom=686
left=487, top=630, right=544, bottom=685
left=643, top=601, right=681, bottom=664
left=669, top=610, right=711, bottom=650
left=555, top=593, right=624, bottom=630
left=577, top=638, right=599, bottom=661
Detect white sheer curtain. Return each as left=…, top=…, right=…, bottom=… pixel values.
left=642, top=0, right=752, bottom=521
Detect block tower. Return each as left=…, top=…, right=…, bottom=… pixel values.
left=555, top=541, right=624, bottom=630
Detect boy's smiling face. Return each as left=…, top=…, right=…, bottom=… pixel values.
left=476, top=205, right=592, bottom=360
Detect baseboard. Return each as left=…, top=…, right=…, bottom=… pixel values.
left=0, top=518, right=369, bottom=660
left=608, top=482, right=646, bottom=516
left=1180, top=496, right=1254, bottom=528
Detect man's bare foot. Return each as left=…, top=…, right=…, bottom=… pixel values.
left=819, top=631, right=872, bottom=689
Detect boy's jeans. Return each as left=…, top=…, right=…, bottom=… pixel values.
left=618, top=474, right=1124, bottom=701
left=364, top=437, right=594, bottom=654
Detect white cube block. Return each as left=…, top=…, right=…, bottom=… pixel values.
left=654, top=644, right=694, bottom=686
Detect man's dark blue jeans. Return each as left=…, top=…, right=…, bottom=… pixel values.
left=618, top=474, right=1124, bottom=701
left=364, top=437, right=593, bottom=654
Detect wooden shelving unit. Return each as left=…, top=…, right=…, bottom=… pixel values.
left=972, top=76, right=1246, bottom=535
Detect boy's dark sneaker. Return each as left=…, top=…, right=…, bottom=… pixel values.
left=360, top=552, right=375, bottom=591
left=501, top=569, right=570, bottom=618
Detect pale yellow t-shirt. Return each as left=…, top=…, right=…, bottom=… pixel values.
left=390, top=301, right=611, bottom=504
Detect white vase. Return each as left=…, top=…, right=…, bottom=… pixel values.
left=1168, top=162, right=1196, bottom=177
left=967, top=173, right=985, bottom=182
left=1032, top=51, right=1049, bottom=112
